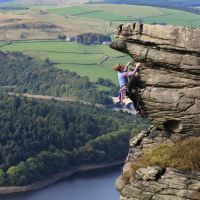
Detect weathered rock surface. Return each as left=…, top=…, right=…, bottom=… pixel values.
left=135, top=166, right=163, bottom=181
left=117, top=127, right=200, bottom=200
left=110, top=23, right=200, bottom=136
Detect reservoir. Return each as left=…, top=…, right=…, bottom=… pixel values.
left=1, top=168, right=120, bottom=200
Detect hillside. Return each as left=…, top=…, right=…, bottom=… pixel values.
left=1, top=2, right=200, bottom=196
left=0, top=40, right=129, bottom=83
left=48, top=4, right=200, bottom=27
left=0, top=51, right=117, bottom=104
left=1, top=4, right=200, bottom=42
left=0, top=9, right=114, bottom=41
left=0, top=93, right=134, bottom=186
left=1, top=4, right=200, bottom=85
left=1, top=0, right=89, bottom=6
left=100, top=0, right=200, bottom=14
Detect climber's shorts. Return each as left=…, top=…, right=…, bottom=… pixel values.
left=118, top=85, right=127, bottom=102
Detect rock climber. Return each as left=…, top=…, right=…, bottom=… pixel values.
left=113, top=61, right=141, bottom=112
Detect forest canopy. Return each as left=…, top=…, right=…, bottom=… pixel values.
left=0, top=93, right=135, bottom=186
left=76, top=33, right=111, bottom=45
left=0, top=51, right=115, bottom=104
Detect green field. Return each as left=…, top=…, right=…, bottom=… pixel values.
left=49, top=4, right=200, bottom=27
left=1, top=4, right=200, bottom=86
left=0, top=41, right=6, bottom=46
left=0, top=40, right=129, bottom=83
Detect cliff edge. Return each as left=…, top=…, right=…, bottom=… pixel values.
left=110, top=23, right=200, bottom=200
left=110, top=23, right=200, bottom=136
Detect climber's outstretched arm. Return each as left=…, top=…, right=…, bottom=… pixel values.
left=124, top=61, right=131, bottom=72
left=122, top=63, right=140, bottom=77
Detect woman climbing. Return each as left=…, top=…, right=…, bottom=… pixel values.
left=113, top=61, right=141, bottom=112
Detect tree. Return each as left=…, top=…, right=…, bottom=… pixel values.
left=61, top=35, right=66, bottom=40
left=76, top=33, right=111, bottom=45
left=0, top=52, right=113, bottom=103
left=0, top=87, right=135, bottom=186
left=6, top=161, right=28, bottom=185
left=0, top=169, right=5, bottom=186
left=58, top=35, right=66, bottom=40
left=6, top=166, right=18, bottom=185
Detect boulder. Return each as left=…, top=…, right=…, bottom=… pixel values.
left=135, top=166, right=163, bottom=181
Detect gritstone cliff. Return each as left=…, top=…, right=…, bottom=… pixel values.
left=110, top=23, right=200, bottom=200
left=110, top=23, right=200, bottom=136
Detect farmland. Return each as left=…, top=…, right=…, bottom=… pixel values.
left=1, top=3, right=200, bottom=84
left=1, top=4, right=200, bottom=42
left=0, top=40, right=129, bottom=83
left=49, top=4, right=200, bottom=27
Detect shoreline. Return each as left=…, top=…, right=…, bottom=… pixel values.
left=0, top=161, right=123, bottom=195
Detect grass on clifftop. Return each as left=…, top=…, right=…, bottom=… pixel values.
left=139, top=137, right=200, bottom=171
left=125, top=138, right=200, bottom=181
left=122, top=137, right=200, bottom=184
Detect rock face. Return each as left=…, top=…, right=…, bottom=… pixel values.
left=120, top=167, right=200, bottom=200
left=116, top=127, right=200, bottom=200
left=110, top=23, right=200, bottom=200
left=110, top=23, right=200, bottom=136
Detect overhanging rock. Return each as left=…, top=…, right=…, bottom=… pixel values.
left=110, top=23, right=200, bottom=135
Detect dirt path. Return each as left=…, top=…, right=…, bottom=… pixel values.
left=8, top=92, right=136, bottom=114
left=8, top=92, right=106, bottom=108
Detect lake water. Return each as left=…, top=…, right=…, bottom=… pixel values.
left=0, top=168, right=120, bottom=200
